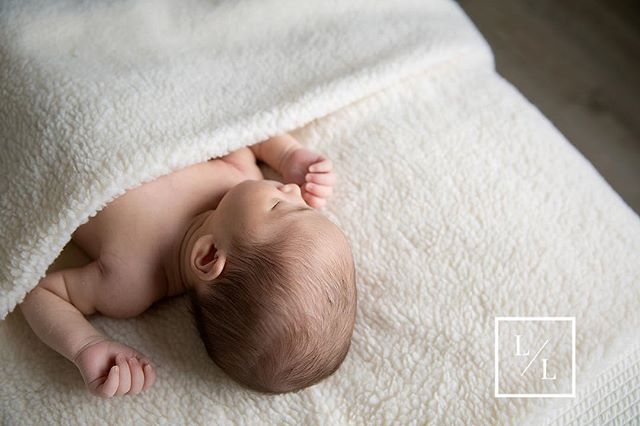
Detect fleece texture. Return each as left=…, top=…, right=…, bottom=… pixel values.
left=1, top=0, right=639, bottom=424
left=0, top=0, right=489, bottom=317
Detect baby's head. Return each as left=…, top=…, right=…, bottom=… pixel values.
left=180, top=180, right=356, bottom=393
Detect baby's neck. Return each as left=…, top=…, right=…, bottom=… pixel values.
left=162, top=213, right=204, bottom=298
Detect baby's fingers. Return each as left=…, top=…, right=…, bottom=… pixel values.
left=141, top=360, right=156, bottom=392
left=302, top=192, right=327, bottom=209
left=308, top=158, right=332, bottom=173
left=303, top=183, right=333, bottom=198
left=97, top=365, right=120, bottom=398
left=305, top=172, right=336, bottom=187
left=115, top=354, right=132, bottom=396
left=127, top=358, right=145, bottom=395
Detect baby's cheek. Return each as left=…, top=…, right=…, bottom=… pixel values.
left=232, top=218, right=264, bottom=242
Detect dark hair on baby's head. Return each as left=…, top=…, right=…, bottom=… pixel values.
left=187, top=228, right=356, bottom=393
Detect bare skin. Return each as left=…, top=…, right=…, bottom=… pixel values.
left=18, top=133, right=337, bottom=398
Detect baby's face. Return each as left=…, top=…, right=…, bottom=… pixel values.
left=182, top=180, right=347, bottom=289
left=215, top=180, right=321, bottom=241
left=188, top=180, right=341, bottom=260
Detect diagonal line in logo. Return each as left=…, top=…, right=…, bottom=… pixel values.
left=520, top=339, right=549, bottom=376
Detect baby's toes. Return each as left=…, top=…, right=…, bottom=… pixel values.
left=127, top=357, right=145, bottom=395
left=304, top=183, right=332, bottom=198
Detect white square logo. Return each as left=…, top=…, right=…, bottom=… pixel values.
left=495, top=316, right=575, bottom=398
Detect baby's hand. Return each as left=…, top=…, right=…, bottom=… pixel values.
left=72, top=337, right=156, bottom=398
left=281, top=148, right=336, bottom=209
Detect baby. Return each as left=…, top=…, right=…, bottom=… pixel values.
left=19, top=133, right=357, bottom=397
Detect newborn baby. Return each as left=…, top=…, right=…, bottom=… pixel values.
left=19, top=133, right=357, bottom=397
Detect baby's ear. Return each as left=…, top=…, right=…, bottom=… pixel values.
left=191, top=235, right=227, bottom=282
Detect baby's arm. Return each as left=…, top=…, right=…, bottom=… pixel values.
left=249, top=133, right=301, bottom=174
left=19, top=262, right=155, bottom=398
left=250, top=134, right=336, bottom=208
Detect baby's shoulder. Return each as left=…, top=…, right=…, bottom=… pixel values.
left=90, top=252, right=159, bottom=318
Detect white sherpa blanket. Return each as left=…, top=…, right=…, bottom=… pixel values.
left=1, top=0, right=639, bottom=424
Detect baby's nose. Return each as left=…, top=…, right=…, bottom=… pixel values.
left=280, top=183, right=301, bottom=196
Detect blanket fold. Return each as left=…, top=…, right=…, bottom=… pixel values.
left=0, top=0, right=490, bottom=318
